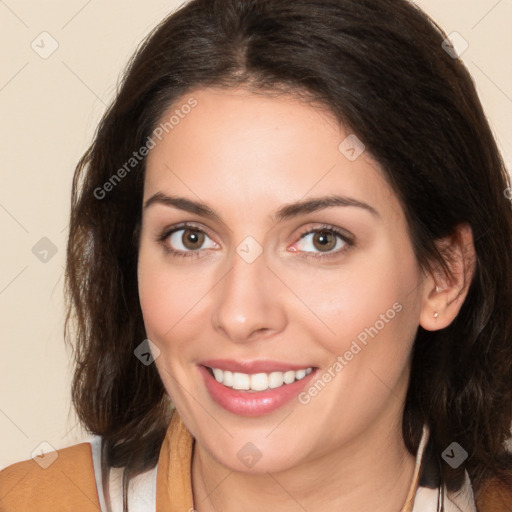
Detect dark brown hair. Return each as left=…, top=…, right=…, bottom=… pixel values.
left=65, top=0, right=512, bottom=508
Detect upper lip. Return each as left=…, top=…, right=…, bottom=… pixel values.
left=200, top=359, right=315, bottom=374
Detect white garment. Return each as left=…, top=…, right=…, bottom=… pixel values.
left=411, top=472, right=476, bottom=512
left=88, top=429, right=477, bottom=512
left=90, top=436, right=158, bottom=512
left=409, top=426, right=476, bottom=512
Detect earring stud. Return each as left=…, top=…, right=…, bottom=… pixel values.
left=434, top=312, right=438, bottom=318
left=435, top=285, right=440, bottom=293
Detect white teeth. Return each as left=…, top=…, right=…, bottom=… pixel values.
left=232, top=372, right=250, bottom=390
left=223, top=370, right=234, bottom=387
left=268, top=371, right=284, bottom=388
left=212, top=368, right=223, bottom=382
left=209, top=367, right=314, bottom=391
left=250, top=373, right=269, bottom=391
left=295, top=369, right=306, bottom=380
left=283, top=370, right=296, bottom=384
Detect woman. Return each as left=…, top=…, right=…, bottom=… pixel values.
left=1, top=0, right=511, bottom=510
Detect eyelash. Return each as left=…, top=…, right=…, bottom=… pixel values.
left=156, top=222, right=354, bottom=260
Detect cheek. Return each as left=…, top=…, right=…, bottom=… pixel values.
left=137, top=240, right=177, bottom=338
left=138, top=249, right=170, bottom=336
left=289, top=249, right=421, bottom=436
left=137, top=243, right=215, bottom=344
left=287, top=243, right=422, bottom=362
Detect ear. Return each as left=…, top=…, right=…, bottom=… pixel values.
left=419, top=223, right=476, bottom=332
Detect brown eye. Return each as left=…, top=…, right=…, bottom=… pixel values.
left=295, top=227, right=350, bottom=256
left=164, top=226, right=218, bottom=255
left=181, top=229, right=205, bottom=250
left=312, top=230, right=337, bottom=252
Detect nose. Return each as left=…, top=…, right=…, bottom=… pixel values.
left=211, top=246, right=288, bottom=344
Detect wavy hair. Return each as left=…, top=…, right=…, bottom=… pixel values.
left=65, top=0, right=512, bottom=509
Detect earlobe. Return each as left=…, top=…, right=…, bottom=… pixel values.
left=419, top=282, right=452, bottom=331
left=419, top=224, right=476, bottom=332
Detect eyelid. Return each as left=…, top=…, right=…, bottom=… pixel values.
left=296, top=223, right=354, bottom=244
left=156, top=222, right=218, bottom=258
left=157, top=221, right=214, bottom=241
left=290, top=223, right=355, bottom=259
left=156, top=221, right=355, bottom=259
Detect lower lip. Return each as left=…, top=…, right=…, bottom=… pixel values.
left=198, top=365, right=317, bottom=417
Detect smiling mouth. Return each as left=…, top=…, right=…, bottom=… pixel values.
left=204, top=366, right=314, bottom=392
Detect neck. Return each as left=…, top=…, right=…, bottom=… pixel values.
left=191, top=406, right=417, bottom=512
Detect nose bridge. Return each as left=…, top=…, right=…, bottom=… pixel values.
left=211, top=241, right=286, bottom=342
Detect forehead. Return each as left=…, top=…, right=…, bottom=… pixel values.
left=143, top=87, right=402, bottom=223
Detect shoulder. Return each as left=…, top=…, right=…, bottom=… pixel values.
left=0, top=441, right=100, bottom=511
left=476, top=475, right=512, bottom=512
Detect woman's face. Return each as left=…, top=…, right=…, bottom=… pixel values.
left=138, top=86, right=429, bottom=472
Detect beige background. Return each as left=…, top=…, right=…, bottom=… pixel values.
left=1, top=0, right=511, bottom=468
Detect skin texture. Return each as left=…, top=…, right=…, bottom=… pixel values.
left=137, top=87, right=474, bottom=511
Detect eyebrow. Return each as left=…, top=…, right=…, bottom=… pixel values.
left=143, top=192, right=379, bottom=222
